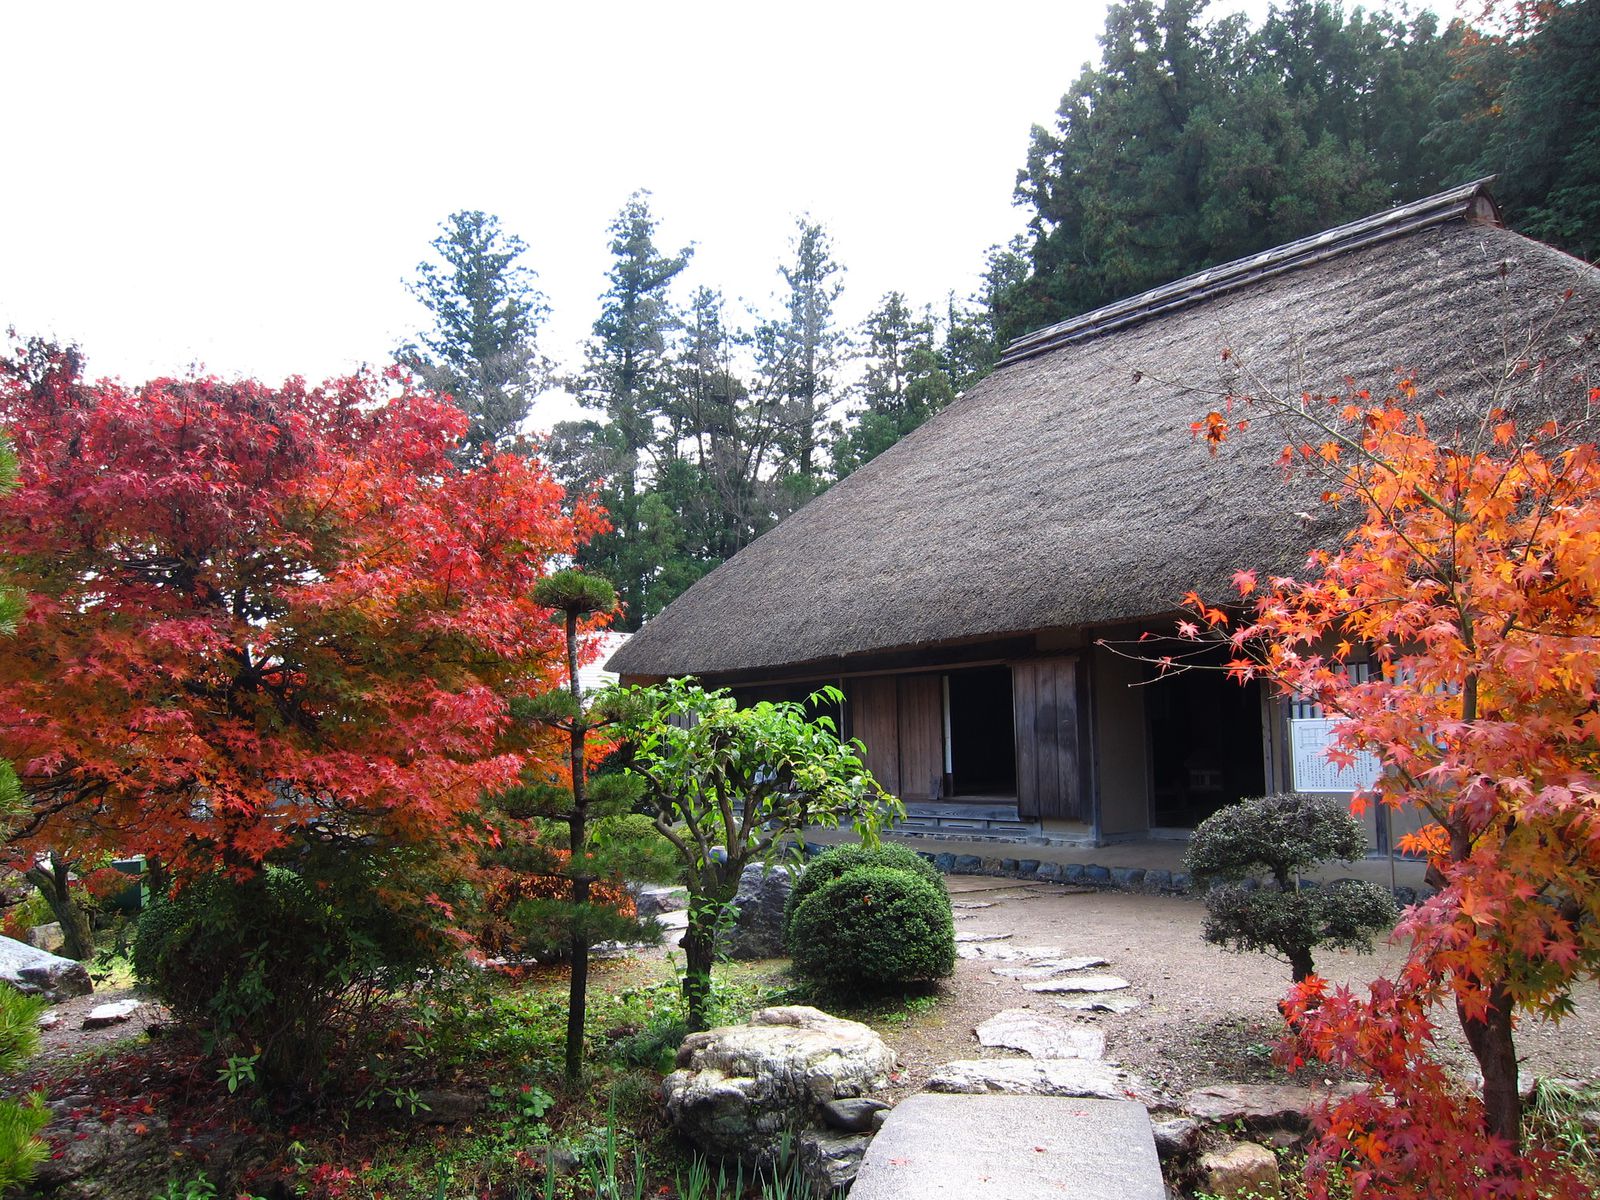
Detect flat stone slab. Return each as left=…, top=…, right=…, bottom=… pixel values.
left=1059, top=995, right=1143, bottom=1015
left=975, top=1010, right=1105, bottom=1060
left=956, top=941, right=1063, bottom=961
left=1183, top=1083, right=1364, bottom=1131
left=82, top=999, right=142, bottom=1029
left=990, top=956, right=1109, bottom=979
left=1024, top=974, right=1131, bottom=994
left=953, top=931, right=1012, bottom=944
left=927, top=1058, right=1158, bottom=1105
left=951, top=901, right=995, bottom=910
left=850, top=1093, right=1165, bottom=1199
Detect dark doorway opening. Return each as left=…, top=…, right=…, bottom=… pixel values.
left=947, top=666, right=1017, bottom=797
left=1148, top=661, right=1265, bottom=827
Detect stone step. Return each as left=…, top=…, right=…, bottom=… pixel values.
left=849, top=1093, right=1165, bottom=1199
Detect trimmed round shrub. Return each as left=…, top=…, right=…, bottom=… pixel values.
left=133, top=863, right=450, bottom=1093
left=1186, top=792, right=1399, bottom=982
left=788, top=866, right=955, bottom=994
left=785, top=842, right=943, bottom=946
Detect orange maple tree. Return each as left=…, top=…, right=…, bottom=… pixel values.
left=0, top=338, right=601, bottom=886
left=1185, top=356, right=1600, bottom=1197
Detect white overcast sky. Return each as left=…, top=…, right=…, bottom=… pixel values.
left=3, top=0, right=1277, bottom=427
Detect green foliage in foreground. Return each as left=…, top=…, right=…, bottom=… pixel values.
left=0, top=983, right=47, bottom=1194
left=132, top=861, right=453, bottom=1094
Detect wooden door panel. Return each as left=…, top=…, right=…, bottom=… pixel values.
left=1013, top=658, right=1082, bottom=820
left=848, top=675, right=900, bottom=796
left=897, top=673, right=945, bottom=801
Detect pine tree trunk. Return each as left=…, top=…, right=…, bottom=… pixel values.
left=564, top=874, right=590, bottom=1086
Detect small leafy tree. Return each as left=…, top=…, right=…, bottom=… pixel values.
left=617, top=679, right=897, bottom=1030
left=1186, top=792, right=1398, bottom=983
left=1181, top=328, right=1600, bottom=1195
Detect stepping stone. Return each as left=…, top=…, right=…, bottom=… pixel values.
left=1059, top=995, right=1143, bottom=1015
left=36, top=1010, right=60, bottom=1030
left=850, top=1093, right=1165, bottom=1200
left=954, top=931, right=1012, bottom=944
left=654, top=909, right=690, bottom=930
left=927, top=1058, right=1159, bottom=1105
left=82, top=999, right=142, bottom=1029
left=976, top=1010, right=1106, bottom=1060
left=991, top=956, right=1109, bottom=979
left=951, top=901, right=994, bottom=910
left=1182, top=1083, right=1362, bottom=1132
left=1024, top=975, right=1131, bottom=994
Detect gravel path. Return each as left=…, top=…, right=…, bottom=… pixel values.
left=879, top=876, right=1600, bottom=1101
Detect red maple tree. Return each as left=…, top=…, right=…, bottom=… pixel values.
left=0, top=339, right=602, bottom=884
left=1185, top=351, right=1600, bottom=1196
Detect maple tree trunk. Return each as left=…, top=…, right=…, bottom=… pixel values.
left=1460, top=981, right=1522, bottom=1149
left=25, top=854, right=93, bottom=960
left=1288, top=945, right=1316, bottom=984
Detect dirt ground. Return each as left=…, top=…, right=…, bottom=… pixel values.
left=874, top=876, right=1600, bottom=1102
left=33, top=987, right=168, bottom=1065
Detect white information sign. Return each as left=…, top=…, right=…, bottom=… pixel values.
left=1289, top=717, right=1381, bottom=793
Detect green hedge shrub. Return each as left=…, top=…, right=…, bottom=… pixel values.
left=788, top=865, right=954, bottom=994
left=133, top=862, right=451, bottom=1094
left=785, top=842, right=942, bottom=946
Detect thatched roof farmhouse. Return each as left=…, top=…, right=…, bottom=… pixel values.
left=610, top=181, right=1600, bottom=847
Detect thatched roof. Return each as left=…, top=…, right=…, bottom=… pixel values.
left=610, top=182, right=1600, bottom=680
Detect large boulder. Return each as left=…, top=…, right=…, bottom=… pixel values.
left=719, top=862, right=795, bottom=960
left=0, top=934, right=92, bottom=1000
left=663, top=1005, right=896, bottom=1172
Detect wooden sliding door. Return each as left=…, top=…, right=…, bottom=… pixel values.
left=1012, top=657, right=1085, bottom=820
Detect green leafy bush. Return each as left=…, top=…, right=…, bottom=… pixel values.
left=784, top=842, right=942, bottom=946
left=1186, top=791, right=1399, bottom=981
left=789, top=866, right=954, bottom=994
left=133, top=861, right=452, bottom=1094
left=0, top=983, right=47, bottom=1193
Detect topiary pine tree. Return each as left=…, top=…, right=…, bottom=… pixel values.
left=1185, top=792, right=1398, bottom=983
left=494, top=569, right=659, bottom=1085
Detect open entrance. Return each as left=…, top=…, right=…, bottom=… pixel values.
left=1147, top=659, right=1265, bottom=828
left=946, top=666, right=1017, bottom=797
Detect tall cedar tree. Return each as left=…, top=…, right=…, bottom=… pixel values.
left=399, top=210, right=548, bottom=461
left=0, top=340, right=598, bottom=889
left=664, top=286, right=785, bottom=564
left=832, top=292, right=954, bottom=479
left=763, top=218, right=843, bottom=505
left=1184, top=335, right=1600, bottom=1198
left=1006, top=0, right=1472, bottom=341
left=1485, top=0, right=1600, bottom=260
left=571, top=192, right=691, bottom=629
